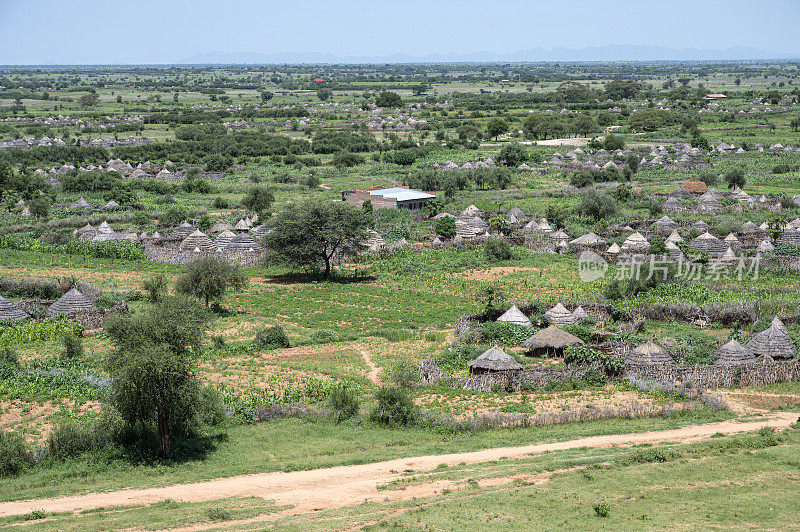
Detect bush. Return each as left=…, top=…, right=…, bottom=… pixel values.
left=0, top=347, right=18, bottom=378
left=333, top=151, right=364, bottom=168
left=142, top=275, right=168, bottom=303
left=47, top=421, right=109, bottom=460
left=576, top=191, right=618, bottom=222
left=593, top=502, right=611, bottom=518
left=603, top=134, right=624, bottom=150
left=310, top=329, right=339, bottom=344
left=212, top=196, right=230, bottom=208
left=329, top=388, right=360, bottom=422
left=253, top=326, right=290, bottom=350
left=498, top=142, right=528, bottom=166
left=61, top=333, right=84, bottom=359
left=0, top=431, right=33, bottom=477
left=435, top=217, right=456, bottom=239
left=197, top=386, right=226, bottom=427
left=369, top=386, right=416, bottom=426
left=484, top=238, right=513, bottom=261
left=206, top=508, right=233, bottom=522
left=389, top=361, right=418, bottom=388
left=479, top=322, right=531, bottom=346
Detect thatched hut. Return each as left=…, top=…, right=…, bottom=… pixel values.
left=168, top=222, right=196, bottom=240
left=665, top=230, right=683, bottom=243
left=746, top=317, right=796, bottom=360
left=497, top=304, right=532, bottom=328
left=209, top=220, right=234, bottom=233
left=69, top=197, right=92, bottom=210
left=546, top=303, right=575, bottom=327
left=214, top=230, right=236, bottom=249
left=570, top=232, right=606, bottom=248
left=234, top=218, right=251, bottom=231
left=713, top=339, right=755, bottom=366
left=757, top=240, right=774, bottom=252
left=605, top=242, right=621, bottom=255
left=692, top=221, right=712, bottom=232
left=523, top=326, right=584, bottom=357
left=0, top=295, right=29, bottom=321
left=468, top=346, right=524, bottom=375
left=74, top=223, right=97, bottom=242
left=698, top=197, right=723, bottom=213
left=690, top=232, right=727, bottom=255
left=663, top=197, right=684, bottom=213
left=669, top=187, right=692, bottom=198
left=46, top=288, right=98, bottom=318
left=627, top=341, right=674, bottom=365
left=621, top=232, right=650, bottom=252
left=572, top=306, right=589, bottom=321
left=180, top=230, right=216, bottom=253
left=653, top=216, right=679, bottom=232
left=224, top=232, right=262, bottom=253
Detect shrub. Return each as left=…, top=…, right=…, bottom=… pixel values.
left=47, top=421, right=109, bottom=460
left=389, top=361, right=418, bottom=388
left=564, top=345, right=625, bottom=375
left=593, top=502, right=611, bottom=518
left=61, top=333, right=84, bottom=359
left=0, top=431, right=33, bottom=477
left=253, top=326, right=290, bottom=350
left=435, top=217, right=456, bottom=239
left=206, top=508, right=233, bottom=522
left=142, top=275, right=168, bottom=303
left=197, top=386, right=226, bottom=427
left=310, top=329, right=339, bottom=344
left=329, top=387, right=360, bottom=422
left=484, top=238, right=513, bottom=261
left=479, top=322, right=531, bottom=346
left=576, top=191, right=618, bottom=222
left=498, top=142, right=528, bottom=166
left=369, top=386, right=416, bottom=426
left=212, top=196, right=230, bottom=208
left=0, top=347, right=18, bottom=378
left=333, top=151, right=364, bottom=168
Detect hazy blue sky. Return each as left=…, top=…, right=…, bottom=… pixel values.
left=1, top=0, right=799, bottom=64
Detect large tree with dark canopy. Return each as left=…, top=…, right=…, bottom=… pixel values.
left=263, top=199, right=373, bottom=279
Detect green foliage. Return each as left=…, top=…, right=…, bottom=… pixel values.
left=603, top=133, right=625, bottom=150
left=0, top=234, right=144, bottom=261
left=389, top=361, right=418, bottom=388
left=329, top=387, right=360, bottom=422
left=479, top=322, right=531, bottom=346
left=435, top=216, right=456, bottom=239
left=254, top=325, right=290, bottom=350
left=142, top=274, right=168, bottom=303
left=61, top=333, right=83, bottom=360
left=0, top=347, right=18, bottom=378
left=564, top=345, right=625, bottom=375
left=0, top=319, right=83, bottom=348
left=724, top=167, right=746, bottom=190
left=475, top=284, right=507, bottom=315
left=391, top=149, right=417, bottom=166
left=593, top=502, right=611, bottom=518
left=240, top=186, right=275, bottom=217
left=375, top=91, right=403, bottom=108
left=46, top=420, right=112, bottom=460
left=498, top=142, right=528, bottom=166
left=0, top=431, right=33, bottom=478
left=484, top=238, right=513, bottom=262
left=175, top=257, right=247, bottom=307
left=576, top=191, right=618, bottom=221
left=604, top=261, right=675, bottom=300
left=486, top=118, right=509, bottom=140
left=369, top=386, right=416, bottom=426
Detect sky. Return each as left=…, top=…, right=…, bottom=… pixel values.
left=0, top=0, right=799, bottom=64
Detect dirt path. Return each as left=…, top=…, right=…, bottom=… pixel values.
left=359, top=349, right=381, bottom=384
left=0, top=412, right=795, bottom=522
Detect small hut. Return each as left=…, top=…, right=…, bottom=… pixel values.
left=570, top=232, right=606, bottom=248
left=223, top=232, right=262, bottom=253
left=746, top=317, right=796, bottom=360
left=669, top=187, right=693, bottom=198
left=713, top=339, right=755, bottom=366
left=180, top=230, right=216, bottom=253
left=169, top=222, right=197, bottom=240
left=523, top=326, right=584, bottom=357
left=757, top=240, right=774, bottom=252
left=209, top=220, right=234, bottom=233
left=605, top=242, right=621, bottom=255
left=46, top=288, right=98, bottom=318
left=627, top=341, right=674, bottom=365
left=663, top=197, right=684, bottom=213
left=690, top=232, right=727, bottom=255
left=69, top=197, right=92, bottom=210
left=692, top=221, right=712, bottom=232
left=214, top=230, right=236, bottom=249
left=0, top=295, right=29, bottom=321
left=572, top=306, right=589, bottom=321
left=74, top=223, right=97, bottom=242
left=468, top=346, right=524, bottom=375
left=665, top=230, right=683, bottom=243
left=621, top=232, right=650, bottom=252
left=496, top=304, right=532, bottom=328
left=545, top=303, right=575, bottom=327
left=653, top=216, right=679, bottom=232
left=234, top=218, right=251, bottom=231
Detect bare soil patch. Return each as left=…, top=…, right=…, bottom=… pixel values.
left=460, top=266, right=542, bottom=281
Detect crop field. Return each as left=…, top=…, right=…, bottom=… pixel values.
left=1, top=60, right=800, bottom=529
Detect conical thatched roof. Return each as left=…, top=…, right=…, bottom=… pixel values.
left=757, top=240, right=774, bottom=252
left=621, top=232, right=650, bottom=251
left=628, top=341, right=674, bottom=365
left=468, top=346, right=524, bottom=373
left=742, top=221, right=761, bottom=233
left=666, top=230, right=683, bottom=243
left=572, top=306, right=588, bottom=321
left=74, top=223, right=96, bottom=240
left=251, top=224, right=270, bottom=238
left=223, top=232, right=262, bottom=252
left=723, top=232, right=739, bottom=243
left=606, top=242, right=621, bottom=254
left=0, top=295, right=29, bottom=321
left=669, top=186, right=692, bottom=198
left=663, top=197, right=684, bottom=212
left=746, top=317, right=796, bottom=360
left=692, top=221, right=711, bottom=232
left=69, top=197, right=92, bottom=210
left=214, top=229, right=236, bottom=249
left=209, top=220, right=234, bottom=233
left=522, top=219, right=540, bottom=234
left=234, top=219, right=251, bottom=231
left=460, top=204, right=480, bottom=219
left=546, top=303, right=575, bottom=326
left=104, top=200, right=120, bottom=209
left=654, top=215, right=679, bottom=230
left=180, top=230, right=216, bottom=252
left=570, top=232, right=606, bottom=247
left=46, top=288, right=98, bottom=317
left=497, top=304, right=532, bottom=328
left=690, top=232, right=727, bottom=254
left=507, top=207, right=525, bottom=219
left=713, top=339, right=755, bottom=366
left=169, top=222, right=196, bottom=240
left=97, top=221, right=114, bottom=234
left=523, top=326, right=584, bottom=350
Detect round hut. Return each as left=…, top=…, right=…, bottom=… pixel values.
left=180, top=230, right=216, bottom=253
left=627, top=341, right=674, bottom=365
left=746, top=317, right=796, bottom=360
left=468, top=346, right=524, bottom=375
left=214, top=230, right=236, bottom=249
left=0, top=295, right=29, bottom=321
left=523, top=326, right=584, bottom=357
left=46, top=288, right=98, bottom=319
left=224, top=232, right=263, bottom=253
left=496, top=304, right=532, bottom=328
left=713, top=339, right=755, bottom=366
left=545, top=303, right=575, bottom=327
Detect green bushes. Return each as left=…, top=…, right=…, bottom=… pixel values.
left=61, top=333, right=83, bottom=360
left=389, top=361, right=417, bottom=388
left=435, top=217, right=456, bottom=239
left=369, top=386, right=416, bottom=426
left=0, top=431, right=33, bottom=477
left=253, top=326, right=290, bottom=350
left=479, top=322, right=531, bottom=346
left=46, top=421, right=110, bottom=461
left=0, top=319, right=83, bottom=348
left=142, top=275, right=168, bottom=303
left=564, top=345, right=625, bottom=375
left=329, top=388, right=360, bottom=422
left=0, top=234, right=144, bottom=261
left=484, top=238, right=513, bottom=261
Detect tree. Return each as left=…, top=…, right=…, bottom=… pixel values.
left=260, top=91, right=274, bottom=103
left=571, top=115, right=598, bottom=137
left=724, top=168, right=746, bottom=190
left=604, top=79, right=642, bottom=100
left=435, top=217, right=456, bottom=239
left=375, top=91, right=403, bottom=108
left=316, top=88, right=333, bottom=101
left=498, top=142, right=527, bottom=166
left=791, top=118, right=800, bottom=132
left=263, top=199, right=373, bottom=279
left=603, top=133, right=625, bottom=151
left=411, top=84, right=429, bottom=95
left=575, top=191, right=618, bottom=222
left=28, top=197, right=50, bottom=219
left=486, top=118, right=509, bottom=141
left=105, top=298, right=211, bottom=456
left=392, top=149, right=417, bottom=166
left=77, top=93, right=99, bottom=107
left=175, top=257, right=247, bottom=307
left=626, top=154, right=640, bottom=174
left=241, top=186, right=275, bottom=217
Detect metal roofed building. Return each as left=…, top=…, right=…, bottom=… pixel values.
left=345, top=186, right=436, bottom=210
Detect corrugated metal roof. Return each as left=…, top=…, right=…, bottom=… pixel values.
left=369, top=187, right=436, bottom=202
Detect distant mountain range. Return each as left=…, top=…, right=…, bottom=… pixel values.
left=179, top=45, right=797, bottom=64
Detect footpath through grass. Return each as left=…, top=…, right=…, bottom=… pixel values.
left=0, top=409, right=732, bottom=502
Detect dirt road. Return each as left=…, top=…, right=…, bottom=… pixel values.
left=0, top=412, right=795, bottom=521
left=359, top=349, right=381, bottom=384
